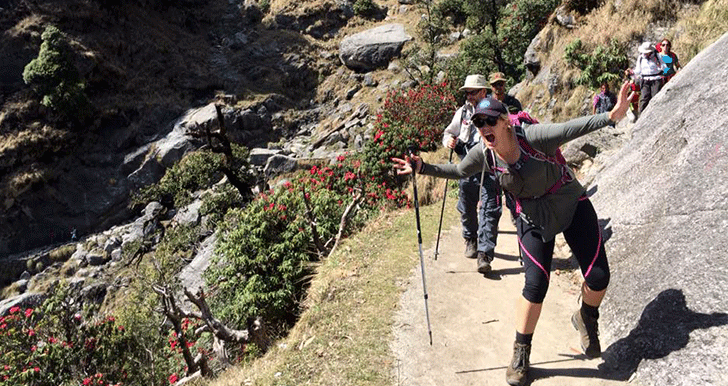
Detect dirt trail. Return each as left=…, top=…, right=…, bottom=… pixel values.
left=391, top=214, right=629, bottom=386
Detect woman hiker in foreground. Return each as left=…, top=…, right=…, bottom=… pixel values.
left=393, top=82, right=631, bottom=386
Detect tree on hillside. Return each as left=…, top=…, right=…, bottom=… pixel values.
left=23, top=25, right=90, bottom=122
left=445, top=0, right=559, bottom=86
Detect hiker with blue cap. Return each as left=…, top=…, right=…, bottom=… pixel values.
left=393, top=81, right=632, bottom=386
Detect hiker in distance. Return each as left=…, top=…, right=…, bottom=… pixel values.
left=442, top=74, right=502, bottom=274
left=634, top=41, right=667, bottom=115
left=393, top=81, right=631, bottom=386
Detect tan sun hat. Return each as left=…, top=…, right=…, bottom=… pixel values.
left=489, top=72, right=507, bottom=85
left=638, top=41, right=655, bottom=54
left=459, top=74, right=489, bottom=90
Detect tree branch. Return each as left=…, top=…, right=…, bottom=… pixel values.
left=327, top=191, right=362, bottom=258
left=301, top=186, right=328, bottom=256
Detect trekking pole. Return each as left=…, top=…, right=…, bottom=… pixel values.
left=433, top=148, right=454, bottom=261
left=409, top=149, right=433, bottom=345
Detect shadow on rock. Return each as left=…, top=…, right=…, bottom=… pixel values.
left=599, top=288, right=728, bottom=380
left=528, top=288, right=728, bottom=383
left=598, top=217, right=612, bottom=243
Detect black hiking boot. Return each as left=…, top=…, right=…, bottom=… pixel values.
left=571, top=309, right=601, bottom=358
left=476, top=251, right=493, bottom=274
left=464, top=238, right=478, bottom=259
left=506, top=342, right=531, bottom=386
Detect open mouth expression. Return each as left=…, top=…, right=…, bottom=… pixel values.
left=472, top=115, right=498, bottom=145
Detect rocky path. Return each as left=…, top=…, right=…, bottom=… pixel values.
left=391, top=214, right=630, bottom=386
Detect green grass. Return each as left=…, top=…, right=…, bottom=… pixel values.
left=205, top=176, right=460, bottom=385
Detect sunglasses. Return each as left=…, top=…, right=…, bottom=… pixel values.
left=662, top=43, right=670, bottom=47
left=464, top=89, right=481, bottom=96
left=472, top=115, right=499, bottom=128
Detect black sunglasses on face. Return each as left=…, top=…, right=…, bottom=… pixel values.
left=472, top=115, right=499, bottom=128
left=464, top=89, right=480, bottom=96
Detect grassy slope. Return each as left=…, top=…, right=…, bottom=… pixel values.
left=202, top=1, right=728, bottom=384
left=516, top=0, right=728, bottom=122
left=203, top=148, right=457, bottom=385
left=209, top=192, right=459, bottom=386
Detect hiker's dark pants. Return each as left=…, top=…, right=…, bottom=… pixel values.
left=639, top=77, right=664, bottom=115
left=517, top=197, right=610, bottom=304
left=457, top=171, right=502, bottom=257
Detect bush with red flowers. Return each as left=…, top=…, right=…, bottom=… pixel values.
left=0, top=283, right=182, bottom=386
left=208, top=82, right=456, bottom=334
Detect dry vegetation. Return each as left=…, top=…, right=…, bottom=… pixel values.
left=206, top=186, right=459, bottom=386
left=516, top=0, right=728, bottom=122
left=195, top=1, right=728, bottom=384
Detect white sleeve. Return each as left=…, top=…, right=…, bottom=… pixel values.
left=442, top=106, right=463, bottom=148
left=633, top=57, right=642, bottom=80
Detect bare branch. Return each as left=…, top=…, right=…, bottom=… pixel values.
left=301, top=186, right=328, bottom=256
left=183, top=287, right=255, bottom=343
left=153, top=284, right=200, bottom=376
left=327, top=191, right=363, bottom=257
left=182, top=287, right=268, bottom=368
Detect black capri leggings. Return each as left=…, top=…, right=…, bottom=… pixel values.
left=516, top=197, right=610, bottom=304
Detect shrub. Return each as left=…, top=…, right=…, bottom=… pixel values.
left=0, top=282, right=181, bottom=386
left=353, top=0, right=378, bottom=17
left=432, top=0, right=468, bottom=25
left=359, top=82, right=458, bottom=192
left=452, top=0, right=559, bottom=84
left=22, top=25, right=90, bottom=121
left=207, top=83, right=455, bottom=335
left=208, top=177, right=358, bottom=329
left=132, top=144, right=252, bottom=209
left=564, top=38, right=630, bottom=89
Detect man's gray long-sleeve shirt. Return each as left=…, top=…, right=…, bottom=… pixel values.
left=420, top=113, right=615, bottom=241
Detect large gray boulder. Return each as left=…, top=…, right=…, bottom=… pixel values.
left=589, top=33, right=728, bottom=385
left=339, top=24, right=411, bottom=72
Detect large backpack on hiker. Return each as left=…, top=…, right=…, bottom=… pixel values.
left=594, top=93, right=615, bottom=114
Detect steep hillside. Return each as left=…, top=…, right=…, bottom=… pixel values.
left=516, top=0, right=728, bottom=122
left=4, top=0, right=724, bottom=259
left=0, top=0, right=328, bottom=257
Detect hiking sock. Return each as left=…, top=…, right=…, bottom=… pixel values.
left=581, top=302, right=599, bottom=319
left=515, top=332, right=533, bottom=345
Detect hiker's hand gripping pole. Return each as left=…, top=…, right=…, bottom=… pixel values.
left=434, top=148, right=454, bottom=260
left=408, top=148, right=433, bottom=345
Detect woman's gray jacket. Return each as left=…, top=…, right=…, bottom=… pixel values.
left=419, top=112, right=615, bottom=241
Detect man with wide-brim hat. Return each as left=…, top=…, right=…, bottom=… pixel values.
left=442, top=74, right=502, bottom=274
left=633, top=41, right=666, bottom=116
left=489, top=72, right=523, bottom=113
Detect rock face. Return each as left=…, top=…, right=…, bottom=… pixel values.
left=589, top=33, right=728, bottom=385
left=339, top=24, right=411, bottom=72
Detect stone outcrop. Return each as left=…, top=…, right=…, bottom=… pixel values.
left=339, top=24, right=411, bottom=72
left=587, top=33, right=728, bottom=385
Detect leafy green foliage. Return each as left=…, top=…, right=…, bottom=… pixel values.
left=22, top=25, right=90, bottom=121
left=564, top=38, right=630, bottom=88
left=432, top=0, right=468, bottom=25
left=403, top=0, right=452, bottom=84
left=132, top=144, right=251, bottom=209
left=498, top=0, right=559, bottom=75
left=200, top=183, right=249, bottom=226
left=207, top=82, right=456, bottom=335
left=0, top=282, right=180, bottom=386
left=359, top=83, right=458, bottom=194
left=353, top=0, right=378, bottom=17
left=449, top=0, right=558, bottom=85
left=209, top=179, right=351, bottom=329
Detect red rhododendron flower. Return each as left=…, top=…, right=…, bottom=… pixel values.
left=168, top=373, right=179, bottom=384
